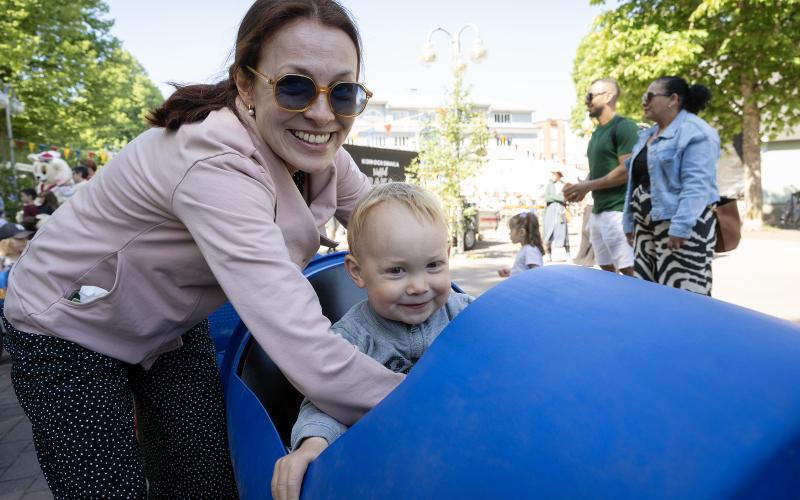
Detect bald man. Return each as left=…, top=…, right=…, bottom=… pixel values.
left=564, top=78, right=639, bottom=275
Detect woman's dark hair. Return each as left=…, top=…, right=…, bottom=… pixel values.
left=21, top=188, right=37, bottom=200
left=41, top=192, right=60, bottom=212
left=73, top=166, right=90, bottom=180
left=147, top=0, right=363, bottom=130
left=655, top=76, right=711, bottom=114
left=509, top=211, right=545, bottom=255
left=80, top=158, right=97, bottom=172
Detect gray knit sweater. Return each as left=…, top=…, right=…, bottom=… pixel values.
left=290, top=292, right=474, bottom=449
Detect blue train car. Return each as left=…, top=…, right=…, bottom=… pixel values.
left=221, top=253, right=800, bottom=499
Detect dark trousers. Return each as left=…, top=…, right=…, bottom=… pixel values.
left=2, top=317, right=238, bottom=499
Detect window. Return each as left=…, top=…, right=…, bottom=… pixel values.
left=394, top=136, right=408, bottom=147
left=494, top=113, right=510, bottom=124
left=392, top=110, right=410, bottom=121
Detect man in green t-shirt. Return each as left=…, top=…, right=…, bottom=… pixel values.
left=564, top=78, right=639, bottom=275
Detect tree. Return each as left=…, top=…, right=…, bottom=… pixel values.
left=0, top=0, right=163, bottom=210
left=572, top=0, right=800, bottom=225
left=407, top=70, right=489, bottom=252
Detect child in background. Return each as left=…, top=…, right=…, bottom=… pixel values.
left=20, top=189, right=38, bottom=219
left=498, top=211, right=545, bottom=277
left=271, top=183, right=473, bottom=500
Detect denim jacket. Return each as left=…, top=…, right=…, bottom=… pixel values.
left=622, top=110, right=720, bottom=238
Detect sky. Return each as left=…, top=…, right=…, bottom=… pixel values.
left=104, top=0, right=610, bottom=120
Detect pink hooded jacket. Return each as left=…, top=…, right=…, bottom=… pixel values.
left=4, top=106, right=403, bottom=425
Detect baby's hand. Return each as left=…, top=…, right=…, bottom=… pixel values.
left=498, top=267, right=511, bottom=278
left=272, top=436, right=328, bottom=500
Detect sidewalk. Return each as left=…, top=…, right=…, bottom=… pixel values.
left=0, top=351, right=50, bottom=500
left=451, top=226, right=800, bottom=324
left=1, top=226, right=797, bottom=499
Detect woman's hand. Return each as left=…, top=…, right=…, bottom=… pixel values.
left=272, top=437, right=328, bottom=500
left=498, top=267, right=511, bottom=278
left=667, top=236, right=685, bottom=250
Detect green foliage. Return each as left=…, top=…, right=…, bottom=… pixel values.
left=572, top=0, right=800, bottom=221
left=407, top=70, right=489, bottom=251
left=0, top=0, right=163, bottom=209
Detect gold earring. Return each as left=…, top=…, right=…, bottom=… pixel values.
left=247, top=104, right=255, bottom=116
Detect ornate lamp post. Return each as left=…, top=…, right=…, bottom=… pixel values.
left=1, top=82, right=25, bottom=174
left=417, top=25, right=488, bottom=252
left=420, top=24, right=488, bottom=73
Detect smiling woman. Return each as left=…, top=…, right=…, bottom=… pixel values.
left=1, top=1, right=403, bottom=498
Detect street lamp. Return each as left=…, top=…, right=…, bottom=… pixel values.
left=1, top=83, right=25, bottom=167
left=1, top=82, right=25, bottom=192
left=421, top=24, right=487, bottom=73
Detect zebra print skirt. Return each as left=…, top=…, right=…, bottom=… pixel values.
left=631, top=186, right=717, bottom=295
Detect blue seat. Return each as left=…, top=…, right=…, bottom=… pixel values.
left=221, top=252, right=368, bottom=498
left=207, top=302, right=240, bottom=368
left=224, top=262, right=800, bottom=499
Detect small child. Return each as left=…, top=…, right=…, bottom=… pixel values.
left=497, top=211, right=545, bottom=277
left=271, top=183, right=473, bottom=498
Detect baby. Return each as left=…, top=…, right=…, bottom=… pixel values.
left=271, top=182, right=473, bottom=500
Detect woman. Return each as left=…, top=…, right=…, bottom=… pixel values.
left=2, top=1, right=403, bottom=498
left=542, top=169, right=570, bottom=261
left=622, top=76, right=720, bottom=295
left=35, top=191, right=59, bottom=215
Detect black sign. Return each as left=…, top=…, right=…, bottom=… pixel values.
left=343, top=144, right=417, bottom=185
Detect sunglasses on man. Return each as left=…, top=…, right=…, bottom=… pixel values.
left=247, top=66, right=372, bottom=118
left=585, top=91, right=610, bottom=103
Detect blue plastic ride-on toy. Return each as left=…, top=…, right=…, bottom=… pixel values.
left=220, top=253, right=800, bottom=499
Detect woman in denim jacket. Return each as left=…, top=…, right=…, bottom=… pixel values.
left=622, top=76, right=720, bottom=295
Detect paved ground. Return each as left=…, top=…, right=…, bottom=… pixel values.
left=452, top=226, right=800, bottom=324
left=0, top=353, right=50, bottom=500
left=1, top=225, right=797, bottom=498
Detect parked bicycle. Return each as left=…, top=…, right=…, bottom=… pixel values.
left=779, top=190, right=800, bottom=228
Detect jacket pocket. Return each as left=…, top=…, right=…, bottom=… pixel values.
left=58, top=252, right=123, bottom=308
left=656, top=147, right=681, bottom=193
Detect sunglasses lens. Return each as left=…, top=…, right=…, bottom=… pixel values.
left=330, top=83, right=368, bottom=116
left=274, top=75, right=317, bottom=110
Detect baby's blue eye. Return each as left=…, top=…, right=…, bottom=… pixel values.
left=386, top=266, right=404, bottom=274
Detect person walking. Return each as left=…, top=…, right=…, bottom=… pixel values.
left=542, top=169, right=570, bottom=262
left=564, top=78, right=639, bottom=275
left=623, top=76, right=719, bottom=295
left=1, top=1, right=403, bottom=498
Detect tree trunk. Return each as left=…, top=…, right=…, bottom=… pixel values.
left=741, top=77, right=763, bottom=226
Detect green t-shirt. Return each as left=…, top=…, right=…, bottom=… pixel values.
left=586, top=115, right=640, bottom=213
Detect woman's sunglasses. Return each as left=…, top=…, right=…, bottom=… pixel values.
left=642, top=91, right=673, bottom=104
left=247, top=66, right=372, bottom=118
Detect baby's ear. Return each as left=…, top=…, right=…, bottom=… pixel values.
left=344, top=254, right=367, bottom=288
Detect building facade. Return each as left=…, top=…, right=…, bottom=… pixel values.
left=347, top=91, right=589, bottom=203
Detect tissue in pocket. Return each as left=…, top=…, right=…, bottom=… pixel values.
left=78, top=285, right=110, bottom=304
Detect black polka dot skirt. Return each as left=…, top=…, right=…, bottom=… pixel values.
left=1, top=316, right=238, bottom=499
